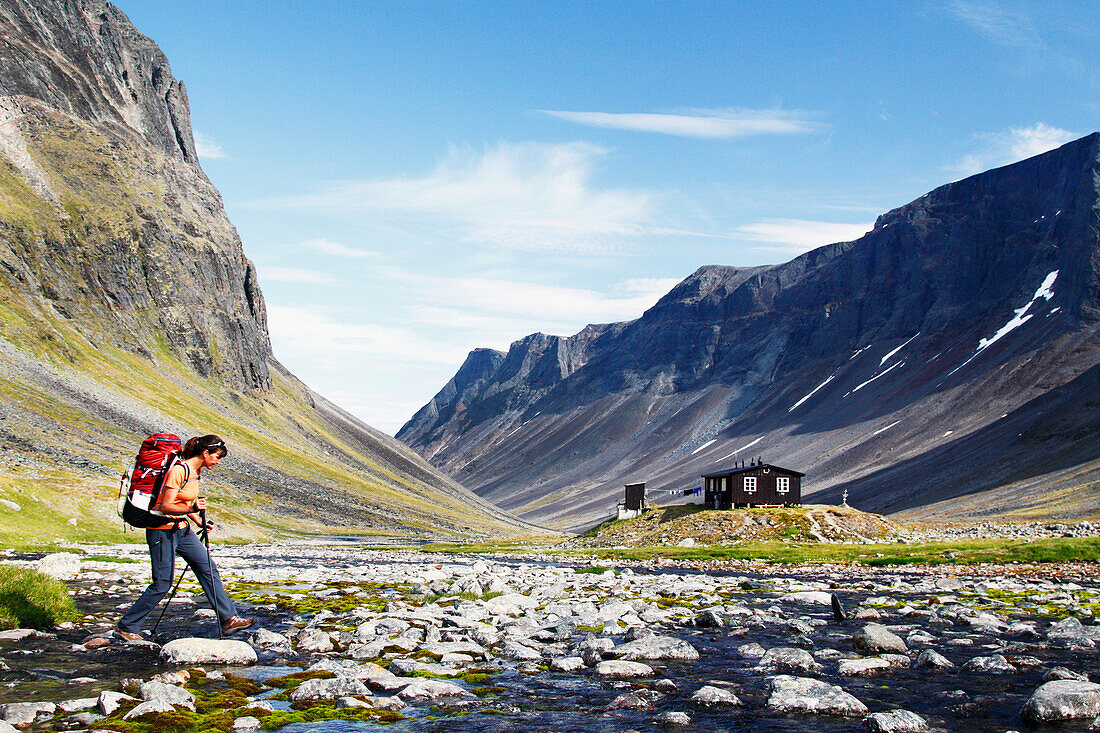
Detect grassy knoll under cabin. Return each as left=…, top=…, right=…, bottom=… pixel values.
left=422, top=504, right=1100, bottom=567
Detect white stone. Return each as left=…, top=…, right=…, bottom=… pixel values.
left=595, top=660, right=654, bottom=679
left=290, top=676, right=371, bottom=704
left=1022, top=680, right=1100, bottom=723
left=655, top=710, right=692, bottom=726
left=614, top=634, right=700, bottom=661
left=0, top=702, right=55, bottom=726
left=55, top=697, right=98, bottom=713
left=248, top=627, right=292, bottom=653
left=295, top=628, right=335, bottom=653
left=160, top=638, right=258, bottom=665
left=97, top=691, right=136, bottom=716
left=549, top=656, right=586, bottom=672
left=123, top=699, right=176, bottom=720
left=139, top=680, right=196, bottom=711
left=691, top=685, right=742, bottom=707
left=838, top=657, right=891, bottom=676
left=395, top=678, right=474, bottom=702
left=35, top=552, right=81, bottom=579
left=866, top=709, right=930, bottom=732
left=766, top=675, right=869, bottom=716
left=232, top=715, right=261, bottom=733
left=779, top=591, right=834, bottom=605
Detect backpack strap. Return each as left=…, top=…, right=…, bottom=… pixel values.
left=151, top=457, right=191, bottom=520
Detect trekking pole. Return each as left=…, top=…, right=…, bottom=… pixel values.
left=151, top=562, right=189, bottom=635
left=200, top=507, right=224, bottom=639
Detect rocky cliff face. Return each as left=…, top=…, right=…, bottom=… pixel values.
left=400, top=134, right=1100, bottom=530
left=0, top=0, right=270, bottom=391
left=0, top=0, right=534, bottom=540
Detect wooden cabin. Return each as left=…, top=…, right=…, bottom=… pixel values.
left=702, top=462, right=803, bottom=509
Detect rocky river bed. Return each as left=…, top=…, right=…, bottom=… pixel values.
left=2, top=543, right=1100, bottom=732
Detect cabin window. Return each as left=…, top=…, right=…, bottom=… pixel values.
left=744, top=476, right=757, bottom=493
left=777, top=477, right=790, bottom=493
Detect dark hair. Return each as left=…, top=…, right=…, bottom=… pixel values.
left=182, top=435, right=228, bottom=460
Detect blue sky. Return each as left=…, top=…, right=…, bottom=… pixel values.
left=117, top=1, right=1098, bottom=434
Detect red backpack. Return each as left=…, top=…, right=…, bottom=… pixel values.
left=117, top=433, right=183, bottom=528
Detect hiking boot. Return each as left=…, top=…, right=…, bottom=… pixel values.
left=116, top=626, right=143, bottom=642
left=221, top=616, right=253, bottom=635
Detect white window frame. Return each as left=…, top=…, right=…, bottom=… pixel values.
left=744, top=476, right=757, bottom=493
left=777, top=477, right=790, bottom=494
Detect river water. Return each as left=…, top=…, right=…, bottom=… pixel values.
left=2, top=550, right=1099, bottom=731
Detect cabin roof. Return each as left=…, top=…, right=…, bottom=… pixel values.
left=702, top=463, right=805, bottom=479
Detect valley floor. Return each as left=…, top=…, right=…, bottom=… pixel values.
left=0, top=542, right=1099, bottom=731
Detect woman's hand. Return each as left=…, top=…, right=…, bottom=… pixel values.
left=192, top=497, right=208, bottom=512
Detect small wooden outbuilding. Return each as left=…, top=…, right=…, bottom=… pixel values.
left=702, top=462, right=803, bottom=509
left=617, top=482, right=647, bottom=520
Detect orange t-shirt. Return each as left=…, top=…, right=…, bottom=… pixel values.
left=148, top=463, right=199, bottom=530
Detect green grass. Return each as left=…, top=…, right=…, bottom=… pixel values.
left=0, top=565, right=80, bottom=629
left=420, top=537, right=1100, bottom=566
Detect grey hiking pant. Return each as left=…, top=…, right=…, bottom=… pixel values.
left=119, top=523, right=236, bottom=632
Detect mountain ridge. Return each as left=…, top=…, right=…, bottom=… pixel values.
left=0, top=0, right=538, bottom=542
left=399, top=134, right=1100, bottom=531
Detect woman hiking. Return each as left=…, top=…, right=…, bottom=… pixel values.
left=117, top=435, right=252, bottom=640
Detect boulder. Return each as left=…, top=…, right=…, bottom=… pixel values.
left=418, top=641, right=488, bottom=660
left=248, top=628, right=292, bottom=654
left=138, top=681, right=196, bottom=711
left=500, top=640, right=541, bottom=660
left=691, top=685, right=742, bottom=707
left=35, top=552, right=81, bottom=579
left=595, top=660, right=654, bottom=679
left=695, top=609, right=723, bottom=628
left=853, top=624, right=907, bottom=655
left=232, top=716, right=261, bottom=733
left=780, top=591, right=834, bottom=605
left=0, top=702, right=55, bottom=727
left=295, top=628, right=335, bottom=653
left=1021, top=680, right=1100, bottom=723
left=289, top=677, right=371, bottom=704
left=97, top=691, right=136, bottom=716
left=160, top=638, right=257, bottom=665
left=912, top=649, right=954, bottom=670
left=532, top=618, right=576, bottom=643
left=766, top=675, right=869, bottom=716
left=961, top=654, right=1016, bottom=675
left=837, top=657, right=890, bottom=677
left=655, top=711, right=691, bottom=727
left=866, top=709, right=930, bottom=732
left=757, top=647, right=822, bottom=674
left=394, top=678, right=474, bottom=702
left=607, top=691, right=652, bottom=710
left=123, top=699, right=176, bottom=720
left=549, top=656, right=586, bottom=673
left=483, top=593, right=538, bottom=615
left=615, top=634, right=699, bottom=662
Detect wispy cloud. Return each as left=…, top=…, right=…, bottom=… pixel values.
left=303, top=238, right=379, bottom=259
left=260, top=142, right=655, bottom=254
left=267, top=304, right=466, bottom=366
left=733, top=219, right=874, bottom=253
left=193, top=132, right=226, bottom=160
left=948, top=1, right=1041, bottom=48
left=539, top=108, right=824, bottom=139
left=259, top=267, right=336, bottom=285
left=382, top=267, right=682, bottom=335
left=948, top=123, right=1077, bottom=177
